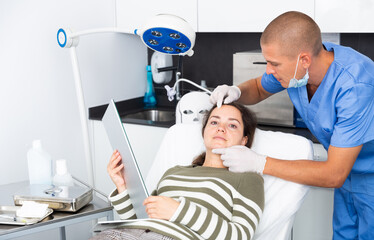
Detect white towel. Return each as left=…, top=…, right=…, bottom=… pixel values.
left=16, top=201, right=49, bottom=218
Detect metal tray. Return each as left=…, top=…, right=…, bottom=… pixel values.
left=0, top=206, right=53, bottom=225
left=13, top=184, right=93, bottom=212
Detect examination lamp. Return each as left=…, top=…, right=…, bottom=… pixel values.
left=57, top=14, right=196, bottom=186
left=57, top=14, right=195, bottom=56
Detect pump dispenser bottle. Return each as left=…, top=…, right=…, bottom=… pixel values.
left=143, top=65, right=157, bottom=107
left=27, top=140, right=52, bottom=185
left=53, top=159, right=74, bottom=186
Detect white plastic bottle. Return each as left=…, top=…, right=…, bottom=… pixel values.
left=27, top=140, right=52, bottom=185
left=53, top=159, right=74, bottom=186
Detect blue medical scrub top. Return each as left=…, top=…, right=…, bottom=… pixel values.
left=261, top=42, right=374, bottom=194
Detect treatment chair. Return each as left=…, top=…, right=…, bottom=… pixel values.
left=146, top=121, right=313, bottom=239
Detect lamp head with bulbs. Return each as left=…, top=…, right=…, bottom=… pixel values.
left=57, top=14, right=195, bottom=57
left=135, top=14, right=195, bottom=57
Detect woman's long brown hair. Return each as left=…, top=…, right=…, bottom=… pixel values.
left=192, top=102, right=257, bottom=166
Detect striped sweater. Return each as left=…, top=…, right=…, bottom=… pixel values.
left=109, top=165, right=264, bottom=240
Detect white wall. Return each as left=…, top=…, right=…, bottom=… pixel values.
left=0, top=1, right=147, bottom=238
left=0, top=0, right=147, bottom=186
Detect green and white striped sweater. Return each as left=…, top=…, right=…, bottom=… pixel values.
left=109, top=165, right=264, bottom=240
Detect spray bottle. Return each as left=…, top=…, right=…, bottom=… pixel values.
left=143, top=65, right=157, bottom=107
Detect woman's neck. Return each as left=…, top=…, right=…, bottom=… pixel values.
left=203, top=150, right=227, bottom=168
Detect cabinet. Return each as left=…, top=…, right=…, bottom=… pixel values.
left=293, top=187, right=334, bottom=240
left=91, top=120, right=168, bottom=195
left=292, top=143, right=334, bottom=240
left=198, top=0, right=314, bottom=32
left=315, top=0, right=374, bottom=32
left=116, top=0, right=374, bottom=33
left=116, top=0, right=198, bottom=32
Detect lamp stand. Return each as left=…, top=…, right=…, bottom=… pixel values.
left=69, top=46, right=94, bottom=186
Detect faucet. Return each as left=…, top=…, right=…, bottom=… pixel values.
left=175, top=71, right=182, bottom=100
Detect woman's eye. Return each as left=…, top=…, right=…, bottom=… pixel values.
left=210, top=120, right=218, bottom=125
left=229, top=124, right=237, bottom=129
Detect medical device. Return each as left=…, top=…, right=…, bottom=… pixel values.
left=57, top=14, right=195, bottom=56
left=165, top=78, right=212, bottom=101
left=175, top=91, right=213, bottom=124
left=13, top=184, right=93, bottom=213
left=150, top=52, right=173, bottom=84
left=57, top=14, right=196, bottom=186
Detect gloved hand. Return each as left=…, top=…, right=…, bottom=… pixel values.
left=213, top=145, right=267, bottom=175
left=210, top=84, right=241, bottom=108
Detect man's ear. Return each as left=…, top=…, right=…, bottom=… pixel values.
left=300, top=52, right=311, bottom=69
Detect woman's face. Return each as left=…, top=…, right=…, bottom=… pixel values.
left=203, top=105, right=248, bottom=151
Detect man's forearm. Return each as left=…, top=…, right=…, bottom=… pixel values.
left=264, top=145, right=361, bottom=188
left=237, top=76, right=271, bottom=105
left=263, top=157, right=340, bottom=187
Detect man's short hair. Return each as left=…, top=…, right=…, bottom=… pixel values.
left=260, top=11, right=322, bottom=58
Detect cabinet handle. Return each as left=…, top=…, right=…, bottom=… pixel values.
left=253, top=62, right=267, bottom=65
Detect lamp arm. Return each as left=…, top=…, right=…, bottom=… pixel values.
left=57, top=27, right=136, bottom=48
left=70, top=27, right=135, bottom=38
left=175, top=78, right=212, bottom=94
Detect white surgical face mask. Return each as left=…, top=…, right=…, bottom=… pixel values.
left=288, top=54, right=309, bottom=88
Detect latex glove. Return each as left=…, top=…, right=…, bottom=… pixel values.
left=210, top=84, right=241, bottom=108
left=213, top=145, right=267, bottom=175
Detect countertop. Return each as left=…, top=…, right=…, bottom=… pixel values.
left=0, top=181, right=113, bottom=239
left=88, top=97, right=319, bottom=143
left=89, top=97, right=176, bottom=128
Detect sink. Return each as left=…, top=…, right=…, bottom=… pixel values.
left=122, top=109, right=175, bottom=122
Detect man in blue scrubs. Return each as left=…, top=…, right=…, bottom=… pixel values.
left=211, top=11, right=374, bottom=239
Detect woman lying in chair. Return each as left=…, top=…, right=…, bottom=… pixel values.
left=93, top=103, right=264, bottom=240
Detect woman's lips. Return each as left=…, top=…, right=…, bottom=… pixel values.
left=213, top=136, right=226, bottom=141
